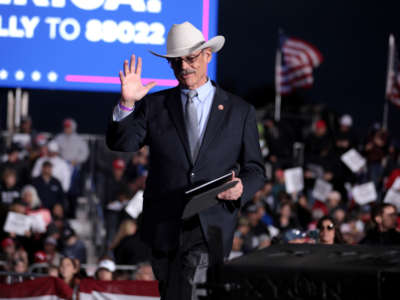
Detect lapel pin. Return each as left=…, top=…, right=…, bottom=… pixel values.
left=218, top=104, right=224, bottom=111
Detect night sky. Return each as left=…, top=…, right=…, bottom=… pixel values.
left=1, top=1, right=399, bottom=140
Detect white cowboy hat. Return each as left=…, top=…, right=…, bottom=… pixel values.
left=150, top=21, right=225, bottom=58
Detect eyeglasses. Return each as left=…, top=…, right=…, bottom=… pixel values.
left=167, top=51, right=203, bottom=67
left=318, top=224, right=334, bottom=231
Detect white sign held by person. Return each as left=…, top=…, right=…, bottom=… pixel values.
left=312, top=179, right=333, bottom=202
left=341, top=149, right=366, bottom=173
left=284, top=167, right=304, bottom=193
left=352, top=182, right=377, bottom=205
left=125, top=190, right=144, bottom=219
left=384, top=188, right=400, bottom=211
left=3, top=212, right=31, bottom=236
left=29, top=214, right=47, bottom=233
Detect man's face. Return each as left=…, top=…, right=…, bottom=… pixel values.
left=379, top=206, right=398, bottom=231
left=4, top=174, right=16, bottom=188
left=315, top=126, right=327, bottom=136
left=168, top=48, right=212, bottom=90
left=97, top=269, right=113, bottom=281
left=42, top=165, right=52, bottom=177
left=64, top=126, right=73, bottom=135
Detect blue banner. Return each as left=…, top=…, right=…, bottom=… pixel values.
left=0, top=0, right=219, bottom=92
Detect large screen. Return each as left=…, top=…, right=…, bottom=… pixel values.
left=0, top=0, right=219, bottom=92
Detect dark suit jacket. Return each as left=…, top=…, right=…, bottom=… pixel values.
left=106, top=82, right=265, bottom=256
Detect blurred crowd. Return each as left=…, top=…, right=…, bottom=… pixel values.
left=0, top=116, right=153, bottom=285
left=1, top=108, right=400, bottom=285
left=230, top=111, right=400, bottom=259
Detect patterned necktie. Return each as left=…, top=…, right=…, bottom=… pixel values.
left=185, top=90, right=200, bottom=161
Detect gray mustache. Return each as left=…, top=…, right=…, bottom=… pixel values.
left=180, top=70, right=195, bottom=76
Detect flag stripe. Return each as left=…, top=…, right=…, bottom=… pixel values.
left=277, top=34, right=322, bottom=95
left=0, top=296, right=63, bottom=300
left=78, top=279, right=159, bottom=297
left=282, top=76, right=313, bottom=88
left=285, top=38, right=323, bottom=66
left=0, top=277, right=72, bottom=299
left=281, top=67, right=313, bottom=82
left=80, top=292, right=159, bottom=300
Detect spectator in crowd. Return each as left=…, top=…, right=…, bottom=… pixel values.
left=0, top=144, right=30, bottom=187
left=16, top=116, right=37, bottom=149
left=325, top=191, right=343, bottom=214
left=124, top=147, right=149, bottom=183
left=133, top=262, right=155, bottom=281
left=73, top=257, right=87, bottom=278
left=331, top=207, right=347, bottom=226
left=61, top=228, right=87, bottom=264
left=364, top=128, right=389, bottom=186
left=304, top=119, right=333, bottom=164
left=95, top=258, right=116, bottom=281
left=59, top=256, right=79, bottom=288
left=271, top=169, right=286, bottom=203
left=273, top=200, right=300, bottom=232
left=94, top=138, right=131, bottom=205
left=43, top=236, right=62, bottom=266
left=360, top=203, right=400, bottom=245
left=244, top=203, right=271, bottom=252
left=263, top=114, right=295, bottom=167
left=317, top=216, right=344, bottom=244
left=334, top=114, right=358, bottom=155
left=12, top=258, right=28, bottom=276
left=48, top=264, right=59, bottom=277
left=102, top=159, right=129, bottom=209
left=341, top=216, right=365, bottom=245
left=257, top=181, right=275, bottom=213
left=0, top=168, right=20, bottom=205
left=5, top=198, right=46, bottom=264
left=20, top=185, right=42, bottom=211
left=31, top=141, right=71, bottom=193
left=32, top=161, right=66, bottom=211
left=293, top=194, right=312, bottom=230
left=54, top=118, right=89, bottom=170
left=0, top=238, right=29, bottom=272
left=383, top=142, right=400, bottom=181
left=54, top=118, right=90, bottom=218
left=46, top=211, right=73, bottom=248
left=0, top=238, right=16, bottom=264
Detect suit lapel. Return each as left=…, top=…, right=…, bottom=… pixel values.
left=165, top=87, right=193, bottom=165
left=195, top=85, right=230, bottom=165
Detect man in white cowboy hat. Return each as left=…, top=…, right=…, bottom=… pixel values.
left=107, top=21, right=264, bottom=299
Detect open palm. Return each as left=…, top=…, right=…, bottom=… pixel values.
left=119, top=54, right=157, bottom=106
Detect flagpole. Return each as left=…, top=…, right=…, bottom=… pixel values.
left=274, top=49, right=282, bottom=122
left=383, top=34, right=395, bottom=131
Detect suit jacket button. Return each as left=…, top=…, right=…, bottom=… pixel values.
left=190, top=172, right=195, bottom=178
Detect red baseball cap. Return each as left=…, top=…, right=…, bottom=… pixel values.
left=34, top=251, right=47, bottom=263
left=315, top=120, right=327, bottom=130
left=63, top=119, right=73, bottom=128
left=1, top=238, right=15, bottom=249
left=112, top=159, right=126, bottom=169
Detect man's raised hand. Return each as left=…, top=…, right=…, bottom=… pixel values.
left=119, top=54, right=157, bottom=107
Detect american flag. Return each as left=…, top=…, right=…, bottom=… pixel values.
left=385, top=34, right=400, bottom=107
left=276, top=34, right=323, bottom=95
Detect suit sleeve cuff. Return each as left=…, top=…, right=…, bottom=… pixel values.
left=113, top=104, right=134, bottom=122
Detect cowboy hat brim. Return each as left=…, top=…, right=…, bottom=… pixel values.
left=149, top=36, right=225, bottom=58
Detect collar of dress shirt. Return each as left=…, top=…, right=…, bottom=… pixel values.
left=180, top=78, right=213, bottom=103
